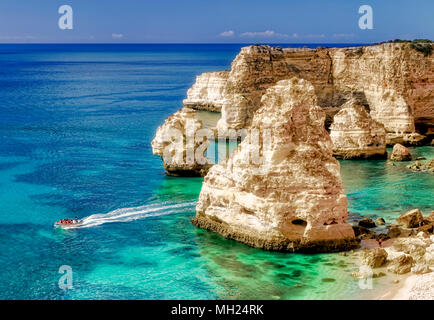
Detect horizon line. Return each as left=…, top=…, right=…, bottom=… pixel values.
left=0, top=42, right=372, bottom=45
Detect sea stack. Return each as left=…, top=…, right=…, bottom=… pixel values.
left=151, top=107, right=212, bottom=176
left=192, top=78, right=358, bottom=253
left=330, top=99, right=387, bottom=159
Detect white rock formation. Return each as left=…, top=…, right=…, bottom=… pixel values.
left=151, top=107, right=212, bottom=176
left=330, top=99, right=387, bottom=159
left=183, top=71, right=229, bottom=112
left=179, top=43, right=433, bottom=143
left=191, top=78, right=357, bottom=252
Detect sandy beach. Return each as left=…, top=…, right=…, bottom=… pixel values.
left=378, top=273, right=434, bottom=300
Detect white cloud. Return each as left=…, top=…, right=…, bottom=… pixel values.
left=219, top=30, right=235, bottom=37
left=240, top=30, right=288, bottom=38
left=112, top=33, right=124, bottom=39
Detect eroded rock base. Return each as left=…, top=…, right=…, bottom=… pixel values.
left=191, top=214, right=360, bottom=253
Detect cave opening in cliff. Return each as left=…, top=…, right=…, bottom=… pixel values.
left=291, top=219, right=307, bottom=227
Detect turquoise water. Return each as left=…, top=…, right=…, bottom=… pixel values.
left=0, top=44, right=432, bottom=300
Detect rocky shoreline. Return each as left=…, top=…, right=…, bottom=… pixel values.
left=348, top=208, right=434, bottom=299
left=150, top=42, right=433, bottom=298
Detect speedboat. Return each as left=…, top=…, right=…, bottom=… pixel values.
left=54, top=219, right=83, bottom=228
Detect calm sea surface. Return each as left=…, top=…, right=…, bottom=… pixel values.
left=0, top=44, right=432, bottom=299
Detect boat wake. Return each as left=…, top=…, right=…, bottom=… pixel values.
left=67, top=201, right=197, bottom=229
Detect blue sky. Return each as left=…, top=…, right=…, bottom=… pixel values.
left=0, top=0, right=432, bottom=43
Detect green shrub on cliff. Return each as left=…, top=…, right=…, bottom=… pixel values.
left=410, top=40, right=433, bottom=57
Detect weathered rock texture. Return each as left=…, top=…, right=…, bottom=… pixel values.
left=397, top=209, right=424, bottom=228
left=183, top=71, right=229, bottom=112
left=151, top=107, right=212, bottom=176
left=361, top=248, right=388, bottom=268
left=191, top=78, right=358, bottom=252
left=183, top=43, right=433, bottom=143
left=390, top=143, right=412, bottom=161
left=330, top=99, right=387, bottom=159
left=406, top=159, right=434, bottom=173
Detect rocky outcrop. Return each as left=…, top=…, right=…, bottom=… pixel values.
left=387, top=252, right=414, bottom=274
left=392, top=237, right=430, bottom=262
left=386, top=132, right=427, bottom=146
left=406, top=159, right=434, bottom=173
left=151, top=107, right=212, bottom=176
left=361, top=248, right=388, bottom=268
left=377, top=217, right=386, bottom=225
left=390, top=143, right=412, bottom=161
left=180, top=43, right=433, bottom=143
left=330, top=99, right=387, bottom=159
left=427, top=211, right=434, bottom=223
left=397, top=209, right=424, bottom=228
left=411, top=264, right=432, bottom=274
left=216, top=46, right=335, bottom=134
left=183, top=71, right=229, bottom=112
left=191, top=78, right=358, bottom=253
left=358, top=217, right=377, bottom=228
left=352, top=225, right=375, bottom=240
left=331, top=43, right=433, bottom=136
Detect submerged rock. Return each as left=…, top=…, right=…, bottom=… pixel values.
left=151, top=107, right=212, bottom=177
left=352, top=225, right=375, bottom=240
left=358, top=217, right=377, bottom=229
left=387, top=225, right=414, bottom=238
left=397, top=209, right=424, bottom=228
left=191, top=78, right=358, bottom=253
left=390, top=143, right=412, bottom=161
left=406, top=159, right=434, bottom=173
left=330, top=99, right=387, bottom=159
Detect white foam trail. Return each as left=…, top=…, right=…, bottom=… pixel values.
left=65, top=201, right=197, bottom=229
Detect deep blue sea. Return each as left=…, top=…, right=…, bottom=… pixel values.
left=0, top=44, right=432, bottom=300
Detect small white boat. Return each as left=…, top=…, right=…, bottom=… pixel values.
left=54, top=219, right=83, bottom=228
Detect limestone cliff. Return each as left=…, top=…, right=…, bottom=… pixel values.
left=151, top=107, right=212, bottom=176
left=191, top=78, right=358, bottom=253
left=330, top=99, right=387, bottom=159
left=217, top=45, right=334, bottom=133
left=182, top=43, right=433, bottom=143
left=330, top=44, right=433, bottom=137
left=153, top=42, right=433, bottom=176
left=183, top=71, right=229, bottom=112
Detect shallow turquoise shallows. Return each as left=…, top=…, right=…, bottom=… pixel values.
left=0, top=44, right=432, bottom=300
